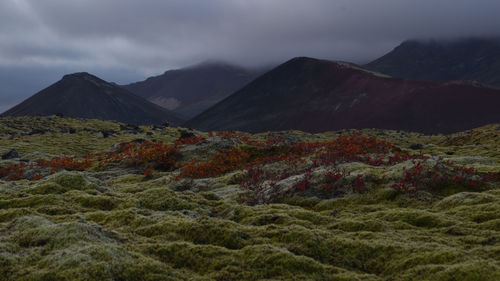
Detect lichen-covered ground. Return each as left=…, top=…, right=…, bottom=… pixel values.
left=1, top=116, right=499, bottom=281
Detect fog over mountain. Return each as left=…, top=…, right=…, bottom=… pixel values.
left=1, top=0, right=500, bottom=110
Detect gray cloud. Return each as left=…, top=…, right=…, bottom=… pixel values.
left=1, top=0, right=500, bottom=111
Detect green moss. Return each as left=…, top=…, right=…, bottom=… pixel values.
left=76, top=195, right=120, bottom=211
left=28, top=172, right=94, bottom=195
left=16, top=244, right=184, bottom=281
left=0, top=195, right=64, bottom=209
left=147, top=242, right=367, bottom=280
left=13, top=219, right=113, bottom=249
left=434, top=192, right=497, bottom=210
left=53, top=172, right=90, bottom=189
left=370, top=209, right=453, bottom=228
left=138, top=216, right=252, bottom=249
left=1, top=117, right=500, bottom=280
left=239, top=244, right=332, bottom=280
left=85, top=208, right=156, bottom=230
left=400, top=262, right=500, bottom=281
left=0, top=208, right=33, bottom=223
left=331, top=219, right=387, bottom=232
left=136, top=188, right=197, bottom=211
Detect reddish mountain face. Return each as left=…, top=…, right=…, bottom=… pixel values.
left=185, top=57, right=500, bottom=134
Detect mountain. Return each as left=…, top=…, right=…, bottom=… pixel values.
left=123, top=62, right=263, bottom=118
left=2, top=72, right=184, bottom=125
left=365, top=38, right=500, bottom=87
left=185, top=57, right=500, bottom=134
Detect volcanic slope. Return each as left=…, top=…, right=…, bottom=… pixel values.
left=2, top=72, right=184, bottom=125
left=124, top=62, right=263, bottom=118
left=365, top=38, right=500, bottom=87
left=185, top=57, right=500, bottom=134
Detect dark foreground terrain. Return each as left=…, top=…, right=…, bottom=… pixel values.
left=1, top=116, right=499, bottom=280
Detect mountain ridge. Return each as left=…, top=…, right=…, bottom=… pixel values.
left=365, top=37, right=500, bottom=87
left=123, top=62, right=264, bottom=117
left=2, top=72, right=184, bottom=125
left=185, top=56, right=500, bottom=134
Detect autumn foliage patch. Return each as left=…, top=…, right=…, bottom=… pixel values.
left=174, top=135, right=206, bottom=146
left=103, top=141, right=181, bottom=173
left=390, top=158, right=491, bottom=193
left=1, top=131, right=498, bottom=205
left=0, top=157, right=91, bottom=181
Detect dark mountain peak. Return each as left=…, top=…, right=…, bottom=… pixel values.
left=61, top=72, right=111, bottom=88
left=187, top=60, right=246, bottom=70
left=276, top=57, right=340, bottom=72
left=281, top=57, right=354, bottom=69
left=185, top=56, right=500, bottom=134
left=3, top=72, right=184, bottom=125
left=286, top=56, right=321, bottom=64
left=275, top=57, right=389, bottom=80
left=409, top=37, right=500, bottom=45
left=285, top=56, right=358, bottom=66
left=366, top=37, right=500, bottom=87
left=123, top=62, right=263, bottom=117
left=62, top=72, right=100, bottom=81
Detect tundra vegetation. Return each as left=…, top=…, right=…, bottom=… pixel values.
left=0, top=116, right=499, bottom=280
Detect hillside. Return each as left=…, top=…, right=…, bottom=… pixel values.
left=365, top=38, right=500, bottom=87
left=0, top=116, right=499, bottom=280
left=185, top=57, right=500, bottom=134
left=1, top=72, right=184, bottom=126
left=124, top=62, right=262, bottom=118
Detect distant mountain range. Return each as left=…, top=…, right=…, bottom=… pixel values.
left=365, top=38, right=500, bottom=87
left=123, top=62, right=263, bottom=118
left=4, top=38, right=500, bottom=132
left=1, top=72, right=184, bottom=125
left=185, top=57, right=500, bottom=134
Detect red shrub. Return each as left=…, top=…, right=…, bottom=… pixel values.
left=174, top=136, right=206, bottom=146
left=105, top=141, right=181, bottom=171
left=390, top=158, right=492, bottom=193
left=143, top=168, right=154, bottom=177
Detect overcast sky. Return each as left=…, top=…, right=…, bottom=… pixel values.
left=1, top=0, right=500, bottom=112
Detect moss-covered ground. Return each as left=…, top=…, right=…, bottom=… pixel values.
left=0, top=116, right=499, bottom=280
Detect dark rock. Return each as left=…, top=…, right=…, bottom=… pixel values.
left=2, top=149, right=19, bottom=160
left=120, top=124, right=143, bottom=134
left=28, top=129, right=48, bottom=135
left=133, top=139, right=147, bottom=144
left=174, top=184, right=191, bottom=192
left=179, top=130, right=195, bottom=139
left=100, top=130, right=116, bottom=138
left=446, top=151, right=455, bottom=155
left=69, top=128, right=76, bottom=134
left=55, top=113, right=64, bottom=117
left=330, top=209, right=341, bottom=216
left=162, top=122, right=170, bottom=127
left=409, top=144, right=424, bottom=150
left=146, top=132, right=153, bottom=136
